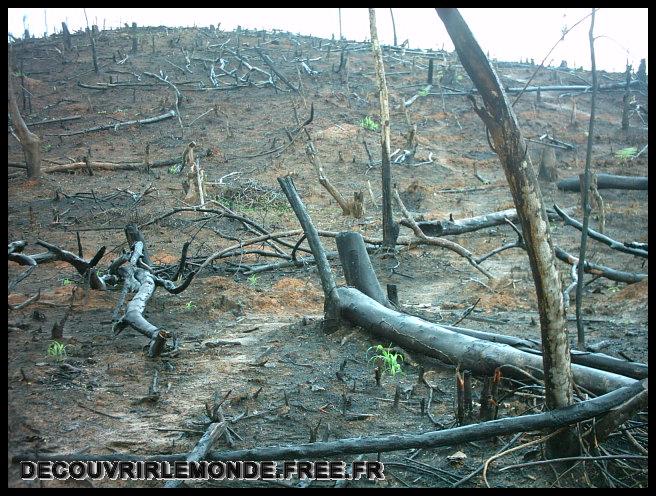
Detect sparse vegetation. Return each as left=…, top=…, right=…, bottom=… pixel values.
left=46, top=341, right=67, bottom=362
left=367, top=344, right=404, bottom=377
left=615, top=146, right=637, bottom=160
left=360, top=116, right=380, bottom=131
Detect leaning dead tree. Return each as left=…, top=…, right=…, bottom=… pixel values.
left=436, top=8, right=576, bottom=459
left=8, top=47, right=41, bottom=179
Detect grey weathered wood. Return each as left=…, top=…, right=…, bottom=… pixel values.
left=335, top=287, right=635, bottom=395
left=336, top=232, right=389, bottom=308
left=557, top=173, right=648, bottom=192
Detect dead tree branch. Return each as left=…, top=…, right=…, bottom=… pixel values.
left=393, top=186, right=494, bottom=279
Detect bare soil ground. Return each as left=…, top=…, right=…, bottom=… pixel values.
left=8, top=25, right=648, bottom=488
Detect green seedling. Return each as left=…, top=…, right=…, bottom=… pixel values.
left=47, top=340, right=67, bottom=362
left=368, top=344, right=404, bottom=377
left=61, top=278, right=73, bottom=286
left=615, top=147, right=637, bottom=160
left=360, top=116, right=380, bottom=132
left=184, top=301, right=197, bottom=311
left=248, top=274, right=258, bottom=286
left=418, top=88, right=429, bottom=97
left=168, top=165, right=179, bottom=174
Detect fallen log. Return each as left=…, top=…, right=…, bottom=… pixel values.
left=111, top=228, right=194, bottom=357
left=335, top=286, right=635, bottom=395
left=44, top=109, right=177, bottom=137
left=427, top=322, right=647, bottom=380
left=554, top=246, right=647, bottom=284
left=11, top=378, right=646, bottom=464
left=402, top=207, right=566, bottom=237
left=279, top=175, right=637, bottom=395
left=557, top=173, right=648, bottom=192
left=163, top=421, right=227, bottom=488
left=553, top=204, right=648, bottom=259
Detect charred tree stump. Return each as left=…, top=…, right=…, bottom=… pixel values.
left=621, top=64, right=632, bottom=131
left=369, top=9, right=399, bottom=251
left=387, top=284, right=399, bottom=307
left=336, top=232, right=390, bottom=308
left=88, top=27, right=99, bottom=74
left=131, top=22, right=139, bottom=53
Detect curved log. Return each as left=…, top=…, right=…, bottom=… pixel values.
left=336, top=286, right=636, bottom=395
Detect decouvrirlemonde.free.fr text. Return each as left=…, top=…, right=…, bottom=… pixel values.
left=21, top=460, right=385, bottom=481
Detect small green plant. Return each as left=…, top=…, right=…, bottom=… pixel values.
left=168, top=165, right=179, bottom=174
left=184, top=301, right=197, bottom=311
left=61, top=278, right=73, bottom=286
left=360, top=116, right=380, bottom=132
left=418, top=88, right=429, bottom=97
left=247, top=274, right=258, bottom=286
left=615, top=147, right=637, bottom=160
left=47, top=340, right=67, bottom=362
left=368, top=344, right=404, bottom=377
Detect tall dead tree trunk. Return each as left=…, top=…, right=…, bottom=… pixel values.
left=338, top=9, right=343, bottom=40
left=575, top=9, right=599, bottom=351
left=389, top=9, right=398, bottom=47
left=436, top=8, right=576, bottom=459
left=8, top=48, right=41, bottom=180
left=131, top=22, right=138, bottom=53
left=621, top=63, right=631, bottom=131
left=369, top=8, right=398, bottom=250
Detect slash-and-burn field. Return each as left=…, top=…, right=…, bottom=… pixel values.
left=7, top=24, right=648, bottom=488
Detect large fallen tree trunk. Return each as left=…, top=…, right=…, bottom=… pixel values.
left=11, top=377, right=646, bottom=464
left=401, top=207, right=565, bottom=237
left=277, top=176, right=637, bottom=395
left=335, top=286, right=635, bottom=395
left=411, top=313, right=647, bottom=380
left=557, top=173, right=648, bottom=192
left=336, top=231, right=389, bottom=308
